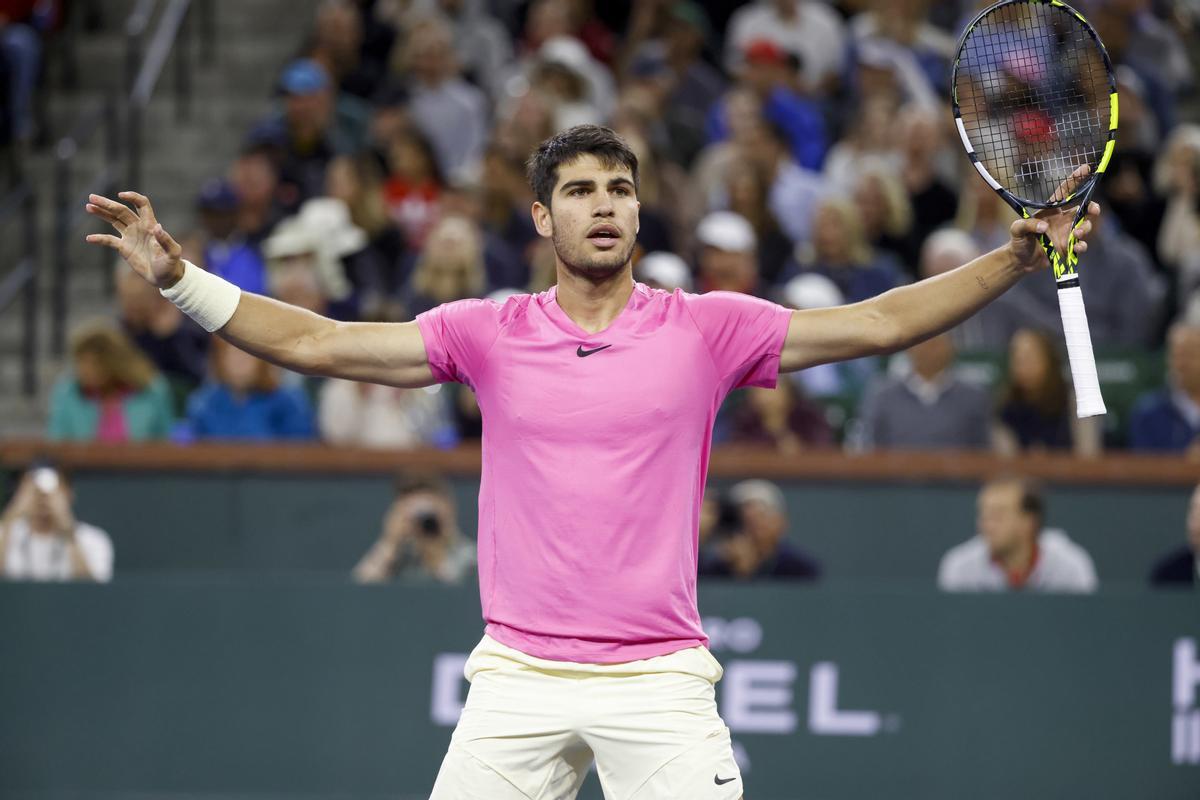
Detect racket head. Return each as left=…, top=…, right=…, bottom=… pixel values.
left=951, top=0, right=1118, bottom=212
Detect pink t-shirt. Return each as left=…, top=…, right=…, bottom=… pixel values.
left=416, top=282, right=793, bottom=663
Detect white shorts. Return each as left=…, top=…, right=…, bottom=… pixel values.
left=428, top=634, right=743, bottom=800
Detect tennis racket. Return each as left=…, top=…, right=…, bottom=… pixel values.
left=952, top=0, right=1117, bottom=418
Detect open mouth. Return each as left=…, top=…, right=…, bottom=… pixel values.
left=587, top=225, right=621, bottom=248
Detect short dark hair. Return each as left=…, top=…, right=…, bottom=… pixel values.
left=525, top=125, right=639, bottom=207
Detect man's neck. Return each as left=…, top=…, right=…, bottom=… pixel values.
left=554, top=264, right=635, bottom=335
left=994, top=537, right=1037, bottom=580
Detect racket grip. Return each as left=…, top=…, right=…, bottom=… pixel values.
left=1055, top=284, right=1106, bottom=418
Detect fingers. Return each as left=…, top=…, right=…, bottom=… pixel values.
left=118, top=190, right=159, bottom=225
left=85, top=233, right=124, bottom=251
left=153, top=223, right=182, bottom=258
left=1010, top=217, right=1049, bottom=239
left=1049, top=164, right=1090, bottom=204
left=87, top=194, right=138, bottom=227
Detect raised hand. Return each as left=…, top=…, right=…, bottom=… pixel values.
left=84, top=191, right=186, bottom=289
left=1008, top=164, right=1101, bottom=274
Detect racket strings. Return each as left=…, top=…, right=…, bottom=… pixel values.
left=955, top=3, right=1109, bottom=204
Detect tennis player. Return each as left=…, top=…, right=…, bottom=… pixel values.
left=85, top=124, right=1098, bottom=800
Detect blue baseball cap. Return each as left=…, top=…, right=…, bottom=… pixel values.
left=279, top=59, right=330, bottom=96
left=196, top=178, right=238, bottom=211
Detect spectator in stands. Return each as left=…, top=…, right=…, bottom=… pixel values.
left=1129, top=323, right=1200, bottom=454
left=708, top=38, right=827, bottom=171
left=0, top=0, right=43, bottom=144
left=185, top=337, right=316, bottom=441
left=938, top=477, right=1098, bottom=593
left=740, top=117, right=827, bottom=246
left=896, top=106, right=958, bottom=265
left=383, top=127, right=444, bottom=251
left=263, top=197, right=363, bottom=320
left=856, top=332, right=991, bottom=451
left=725, top=156, right=793, bottom=287
left=694, top=211, right=760, bottom=296
left=699, top=479, right=821, bottom=580
left=248, top=58, right=366, bottom=207
left=184, top=178, right=268, bottom=295
left=229, top=147, right=284, bottom=244
left=635, top=251, right=692, bottom=293
left=822, top=94, right=902, bottom=191
left=852, top=167, right=915, bottom=276
left=325, top=152, right=407, bottom=313
left=318, top=378, right=457, bottom=449
left=620, top=1, right=723, bottom=168
left=354, top=473, right=476, bottom=584
left=993, top=328, right=1102, bottom=457
left=1156, top=125, right=1200, bottom=300
left=724, top=0, right=847, bottom=97
left=48, top=320, right=174, bottom=443
left=783, top=197, right=904, bottom=305
left=479, top=142, right=538, bottom=258
left=848, top=0, right=956, bottom=95
left=390, top=15, right=487, bottom=182
left=1150, top=482, right=1200, bottom=587
left=116, top=264, right=209, bottom=400
left=0, top=461, right=113, bottom=583
left=305, top=0, right=384, bottom=101
left=402, top=215, right=488, bottom=317
left=415, top=0, right=513, bottom=98
left=722, top=379, right=832, bottom=453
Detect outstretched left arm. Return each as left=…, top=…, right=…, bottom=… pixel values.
left=779, top=201, right=1100, bottom=373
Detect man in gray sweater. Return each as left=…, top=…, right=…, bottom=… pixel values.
left=855, top=332, right=991, bottom=451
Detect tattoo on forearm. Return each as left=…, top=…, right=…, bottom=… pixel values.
left=976, top=275, right=989, bottom=291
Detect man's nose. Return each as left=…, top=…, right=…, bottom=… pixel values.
left=592, top=193, right=615, bottom=216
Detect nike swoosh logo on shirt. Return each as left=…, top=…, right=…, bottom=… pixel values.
left=714, top=774, right=737, bottom=785
left=576, top=345, right=612, bottom=357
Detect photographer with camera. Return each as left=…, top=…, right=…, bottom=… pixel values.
left=699, top=479, right=821, bottom=581
left=0, top=462, right=114, bottom=583
left=354, top=474, right=476, bottom=585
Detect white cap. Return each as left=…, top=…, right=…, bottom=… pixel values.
left=696, top=211, right=756, bottom=254
left=729, top=479, right=785, bottom=514
left=781, top=273, right=844, bottom=310
left=637, top=252, right=693, bottom=291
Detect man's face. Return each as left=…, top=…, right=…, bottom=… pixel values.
left=741, top=499, right=786, bottom=554
left=699, top=247, right=757, bottom=294
left=978, top=483, right=1035, bottom=559
left=533, top=155, right=640, bottom=280
left=1187, top=485, right=1200, bottom=555
left=1169, top=327, right=1200, bottom=396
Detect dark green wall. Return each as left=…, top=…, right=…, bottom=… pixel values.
left=58, top=471, right=1190, bottom=585
left=0, top=581, right=1196, bottom=799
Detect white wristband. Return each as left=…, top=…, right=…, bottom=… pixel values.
left=159, top=260, right=241, bottom=333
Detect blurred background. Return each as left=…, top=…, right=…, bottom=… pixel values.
left=0, top=0, right=1197, bottom=798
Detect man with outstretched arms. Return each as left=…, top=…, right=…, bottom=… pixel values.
left=87, top=124, right=1096, bottom=800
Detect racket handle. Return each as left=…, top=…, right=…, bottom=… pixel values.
left=1055, top=284, right=1106, bottom=418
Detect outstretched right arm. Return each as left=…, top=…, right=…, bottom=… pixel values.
left=86, top=191, right=436, bottom=389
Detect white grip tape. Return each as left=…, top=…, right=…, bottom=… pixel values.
left=159, top=260, right=241, bottom=333
left=1056, top=285, right=1106, bottom=418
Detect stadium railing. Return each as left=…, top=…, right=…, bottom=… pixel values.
left=0, top=182, right=40, bottom=396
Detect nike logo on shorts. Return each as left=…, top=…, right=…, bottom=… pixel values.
left=714, top=774, right=736, bottom=785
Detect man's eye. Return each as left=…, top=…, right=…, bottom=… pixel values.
left=613, top=187, right=628, bottom=196
left=570, top=188, right=587, bottom=196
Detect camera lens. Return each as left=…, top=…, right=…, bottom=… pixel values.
left=416, top=511, right=441, bottom=537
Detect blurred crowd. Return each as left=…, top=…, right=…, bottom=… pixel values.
left=44, top=0, right=1200, bottom=457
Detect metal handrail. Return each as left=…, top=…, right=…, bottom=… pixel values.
left=48, top=0, right=209, bottom=364
left=0, top=183, right=41, bottom=397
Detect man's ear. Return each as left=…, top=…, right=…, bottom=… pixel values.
left=532, top=202, right=553, bottom=239
left=636, top=200, right=641, bottom=235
